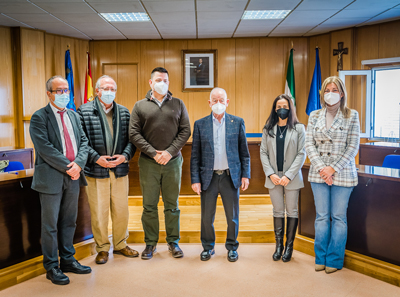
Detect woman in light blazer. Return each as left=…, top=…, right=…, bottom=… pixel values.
left=305, top=76, right=360, bottom=274
left=260, top=94, right=306, bottom=262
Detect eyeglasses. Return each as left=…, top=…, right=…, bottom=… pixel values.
left=100, top=88, right=117, bottom=92
left=51, top=89, right=70, bottom=95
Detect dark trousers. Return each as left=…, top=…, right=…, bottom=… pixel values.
left=39, top=175, right=80, bottom=271
left=201, top=171, right=240, bottom=251
left=139, top=155, right=183, bottom=246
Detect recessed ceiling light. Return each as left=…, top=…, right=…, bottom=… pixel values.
left=242, top=10, right=291, bottom=20
left=100, top=12, right=150, bottom=22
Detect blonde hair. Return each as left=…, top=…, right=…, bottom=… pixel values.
left=320, top=76, right=351, bottom=118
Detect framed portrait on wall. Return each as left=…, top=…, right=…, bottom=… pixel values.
left=182, top=50, right=217, bottom=92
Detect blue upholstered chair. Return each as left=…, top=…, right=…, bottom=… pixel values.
left=4, top=161, right=24, bottom=172
left=382, top=154, right=400, bottom=170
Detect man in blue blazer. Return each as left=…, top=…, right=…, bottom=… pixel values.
left=30, top=76, right=91, bottom=285
left=190, top=87, right=251, bottom=262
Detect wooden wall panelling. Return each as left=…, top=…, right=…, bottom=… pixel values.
left=20, top=29, right=46, bottom=149
left=235, top=38, right=260, bottom=133
left=117, top=64, right=138, bottom=112
left=91, top=41, right=117, bottom=88
left=378, top=20, right=400, bottom=59
left=212, top=38, right=236, bottom=115
left=117, top=40, right=140, bottom=64
left=44, top=34, right=63, bottom=84
left=10, top=28, right=24, bottom=148
left=164, top=40, right=189, bottom=112
left=187, top=40, right=213, bottom=130
left=20, top=29, right=46, bottom=119
left=0, top=27, right=15, bottom=147
left=259, top=37, right=284, bottom=129
left=139, top=41, right=165, bottom=100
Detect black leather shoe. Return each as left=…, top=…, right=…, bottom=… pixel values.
left=46, top=267, right=70, bottom=285
left=60, top=260, right=92, bottom=274
left=141, top=245, right=157, bottom=260
left=168, top=243, right=184, bottom=258
left=200, top=249, right=215, bottom=261
left=227, top=250, right=238, bottom=262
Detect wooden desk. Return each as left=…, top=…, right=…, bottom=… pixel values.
left=0, top=147, right=34, bottom=169
left=299, top=163, right=400, bottom=266
left=359, top=142, right=400, bottom=166
left=0, top=170, right=93, bottom=269
left=128, top=141, right=267, bottom=196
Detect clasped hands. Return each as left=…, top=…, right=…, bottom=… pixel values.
left=96, top=154, right=126, bottom=169
left=269, top=174, right=290, bottom=187
left=154, top=150, right=172, bottom=165
left=319, top=166, right=335, bottom=185
left=66, top=162, right=81, bottom=180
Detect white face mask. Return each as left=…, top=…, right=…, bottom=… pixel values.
left=100, top=90, right=115, bottom=105
left=324, top=92, right=341, bottom=105
left=212, top=102, right=226, bottom=115
left=153, top=81, right=168, bottom=95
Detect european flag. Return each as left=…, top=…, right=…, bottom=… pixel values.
left=65, top=49, right=76, bottom=111
left=306, top=48, right=322, bottom=115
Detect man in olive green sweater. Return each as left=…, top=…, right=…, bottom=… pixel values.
left=129, top=67, right=191, bottom=260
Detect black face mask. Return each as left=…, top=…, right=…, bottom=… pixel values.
left=276, top=108, right=290, bottom=120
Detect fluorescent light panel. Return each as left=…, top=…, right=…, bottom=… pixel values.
left=100, top=12, right=150, bottom=22
left=242, top=10, right=291, bottom=20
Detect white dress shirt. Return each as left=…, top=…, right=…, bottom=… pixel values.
left=50, top=103, right=78, bottom=158
left=213, top=113, right=229, bottom=170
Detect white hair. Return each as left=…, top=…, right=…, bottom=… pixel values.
left=209, top=87, right=227, bottom=100
left=95, top=75, right=117, bottom=90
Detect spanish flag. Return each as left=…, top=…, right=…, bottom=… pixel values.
left=84, top=52, right=94, bottom=103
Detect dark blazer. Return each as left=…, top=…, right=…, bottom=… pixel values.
left=77, top=97, right=136, bottom=179
left=190, top=113, right=251, bottom=191
left=29, top=104, right=89, bottom=194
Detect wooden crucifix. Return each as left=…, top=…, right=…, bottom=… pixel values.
left=333, top=42, right=348, bottom=71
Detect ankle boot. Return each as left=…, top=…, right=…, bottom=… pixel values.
left=282, top=217, right=298, bottom=262
left=272, top=217, right=285, bottom=261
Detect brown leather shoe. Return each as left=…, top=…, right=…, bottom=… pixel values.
left=113, top=246, right=139, bottom=258
left=95, top=251, right=109, bottom=264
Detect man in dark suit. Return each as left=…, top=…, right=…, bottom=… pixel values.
left=30, top=76, right=91, bottom=285
left=190, top=87, right=251, bottom=262
left=196, top=58, right=207, bottom=85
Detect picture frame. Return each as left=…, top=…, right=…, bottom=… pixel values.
left=182, top=50, right=217, bottom=92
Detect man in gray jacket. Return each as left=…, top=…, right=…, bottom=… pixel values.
left=30, top=76, right=91, bottom=285
left=130, top=67, right=191, bottom=260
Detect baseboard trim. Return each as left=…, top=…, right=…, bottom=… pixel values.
left=128, top=194, right=271, bottom=206
left=0, top=238, right=97, bottom=291
left=127, top=230, right=275, bottom=244
left=294, top=235, right=400, bottom=287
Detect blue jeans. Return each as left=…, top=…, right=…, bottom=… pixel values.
left=311, top=182, right=354, bottom=269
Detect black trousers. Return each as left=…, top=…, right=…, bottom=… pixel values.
left=39, top=175, right=80, bottom=271
left=200, top=171, right=240, bottom=251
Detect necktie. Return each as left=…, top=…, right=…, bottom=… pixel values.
left=57, top=110, right=75, bottom=162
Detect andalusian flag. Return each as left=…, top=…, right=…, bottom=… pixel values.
left=84, top=52, right=94, bottom=103
left=285, top=48, right=296, bottom=106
